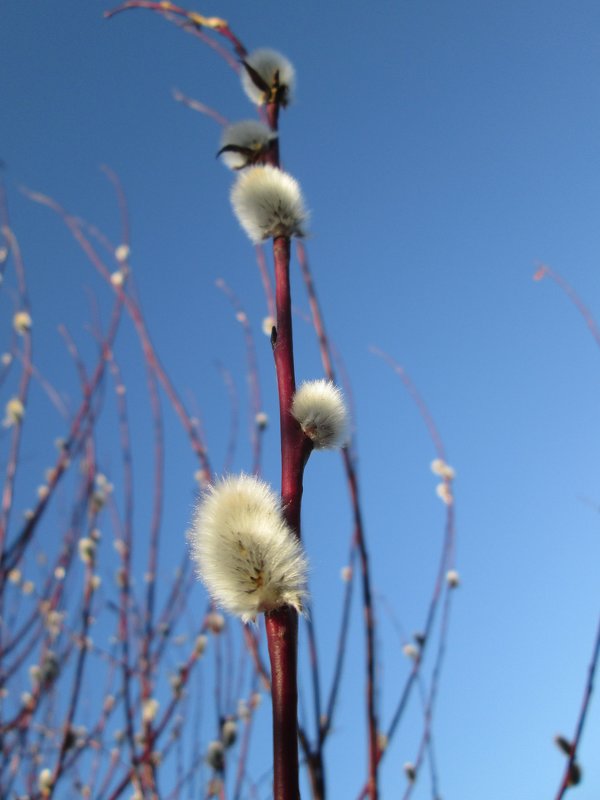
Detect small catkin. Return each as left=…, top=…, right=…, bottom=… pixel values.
left=446, top=569, right=461, bottom=588
left=291, top=380, right=349, bottom=449
left=218, top=120, right=277, bottom=170
left=13, top=310, right=32, bottom=335
left=241, top=48, right=295, bottom=106
left=230, top=165, right=308, bottom=244
left=4, top=397, right=25, bottom=427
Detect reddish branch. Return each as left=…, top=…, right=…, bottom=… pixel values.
left=0, top=216, right=34, bottom=736
left=534, top=266, right=600, bottom=799
left=265, top=607, right=301, bottom=800
left=1, top=173, right=268, bottom=798
left=138, top=328, right=164, bottom=796
left=534, top=264, right=600, bottom=351
left=14, top=185, right=222, bottom=797
left=0, top=210, right=33, bottom=565
left=0, top=292, right=124, bottom=578
left=48, top=501, right=98, bottom=797
left=172, top=89, right=230, bottom=127
left=243, top=626, right=271, bottom=692
left=239, top=60, right=314, bottom=796
left=214, top=361, right=240, bottom=474
left=322, top=545, right=356, bottom=736
left=101, top=164, right=131, bottom=248
left=554, top=616, right=600, bottom=799
left=215, top=278, right=265, bottom=475
left=401, top=588, right=452, bottom=800
left=296, top=242, right=379, bottom=799
left=264, top=233, right=311, bottom=800
left=255, top=245, right=276, bottom=321
left=272, top=237, right=311, bottom=533
left=104, top=1, right=248, bottom=60
left=21, top=187, right=212, bottom=479
left=108, top=354, right=141, bottom=780
left=105, top=10, right=315, bottom=795
left=352, top=351, right=457, bottom=800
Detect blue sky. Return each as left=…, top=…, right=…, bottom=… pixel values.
left=2, top=1, right=600, bottom=798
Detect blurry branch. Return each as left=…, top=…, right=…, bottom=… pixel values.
left=0, top=258, right=124, bottom=579
left=364, top=349, right=457, bottom=799
left=106, top=351, right=141, bottom=783
left=0, top=204, right=33, bottom=564
left=378, top=595, right=441, bottom=799
left=172, top=89, right=230, bottom=128
left=0, top=183, right=220, bottom=798
left=104, top=1, right=247, bottom=61
left=215, top=278, right=265, bottom=476
left=295, top=241, right=379, bottom=798
left=554, top=617, right=600, bottom=799
left=214, top=361, right=240, bottom=474
left=20, top=185, right=213, bottom=480
left=534, top=264, right=600, bottom=351
left=534, top=265, right=600, bottom=798
left=101, top=164, right=131, bottom=249
left=255, top=246, right=276, bottom=322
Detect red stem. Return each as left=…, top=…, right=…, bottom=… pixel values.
left=273, top=237, right=309, bottom=519
left=265, top=606, right=300, bottom=800
left=265, top=235, right=311, bottom=799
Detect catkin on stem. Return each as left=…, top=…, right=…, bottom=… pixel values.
left=230, top=165, right=308, bottom=244
left=189, top=474, right=308, bottom=623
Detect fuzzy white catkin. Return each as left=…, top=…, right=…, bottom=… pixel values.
left=291, top=380, right=349, bottom=449
left=446, top=569, right=460, bottom=588
left=218, top=120, right=277, bottom=170
left=230, top=165, right=308, bottom=244
left=4, top=397, right=25, bottom=427
left=38, top=768, right=53, bottom=794
left=13, top=311, right=32, bottom=335
left=241, top=48, right=295, bottom=106
left=188, top=474, right=308, bottom=623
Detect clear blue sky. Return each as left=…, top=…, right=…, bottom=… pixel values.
left=1, top=1, right=599, bottom=798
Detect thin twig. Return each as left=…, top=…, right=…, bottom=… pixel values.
left=296, top=241, right=379, bottom=799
